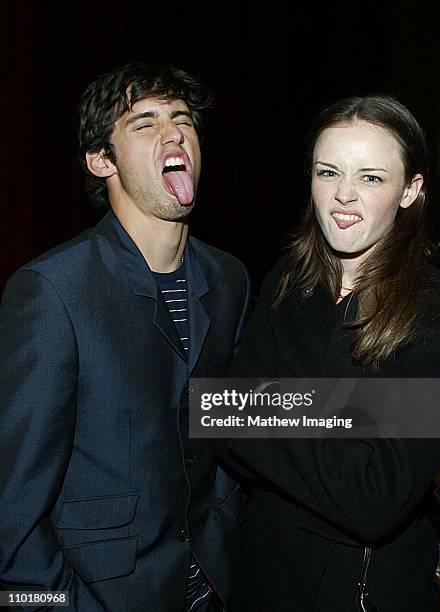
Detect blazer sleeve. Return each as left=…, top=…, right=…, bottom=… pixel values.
left=209, top=263, right=253, bottom=507
left=229, top=265, right=280, bottom=379
left=212, top=267, right=281, bottom=482
left=0, top=269, right=78, bottom=595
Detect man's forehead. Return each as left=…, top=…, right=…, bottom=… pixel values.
left=126, top=96, right=190, bottom=116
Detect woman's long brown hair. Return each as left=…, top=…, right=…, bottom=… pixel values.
left=275, top=95, right=436, bottom=369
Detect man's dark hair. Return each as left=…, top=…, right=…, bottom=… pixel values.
left=78, top=61, right=213, bottom=208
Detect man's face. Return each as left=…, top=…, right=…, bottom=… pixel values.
left=107, top=96, right=201, bottom=221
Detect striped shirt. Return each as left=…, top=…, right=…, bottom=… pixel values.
left=153, top=266, right=189, bottom=352
left=153, top=263, right=212, bottom=612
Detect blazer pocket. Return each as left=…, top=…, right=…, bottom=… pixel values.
left=56, top=495, right=138, bottom=583
left=57, top=494, right=138, bottom=529
left=56, top=494, right=138, bottom=547
left=63, top=536, right=137, bottom=583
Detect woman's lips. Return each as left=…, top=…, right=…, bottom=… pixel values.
left=331, top=211, right=363, bottom=229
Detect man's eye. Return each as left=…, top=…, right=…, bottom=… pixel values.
left=176, top=121, right=193, bottom=127
left=362, top=175, right=382, bottom=183
left=136, top=124, right=154, bottom=131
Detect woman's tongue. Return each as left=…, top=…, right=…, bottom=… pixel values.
left=163, top=170, right=194, bottom=206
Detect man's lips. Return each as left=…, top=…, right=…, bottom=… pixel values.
left=161, top=150, right=195, bottom=206
left=331, top=210, right=363, bottom=230
left=161, top=150, right=191, bottom=172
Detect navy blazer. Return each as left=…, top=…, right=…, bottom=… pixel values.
left=0, top=211, right=250, bottom=611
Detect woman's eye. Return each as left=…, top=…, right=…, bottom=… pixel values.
left=317, top=170, right=337, bottom=178
left=362, top=175, right=382, bottom=183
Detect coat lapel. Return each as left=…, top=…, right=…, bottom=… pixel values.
left=296, top=283, right=341, bottom=343
left=278, top=283, right=338, bottom=349
left=96, top=210, right=187, bottom=362
left=153, top=289, right=188, bottom=361
left=185, top=240, right=211, bottom=374
left=272, top=282, right=353, bottom=376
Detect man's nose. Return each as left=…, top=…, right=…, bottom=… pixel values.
left=160, top=122, right=184, bottom=146
left=334, top=179, right=358, bottom=204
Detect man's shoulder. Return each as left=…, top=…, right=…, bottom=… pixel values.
left=0, top=226, right=102, bottom=309
left=6, top=226, right=100, bottom=294
left=27, top=230, right=94, bottom=270
left=17, top=231, right=93, bottom=283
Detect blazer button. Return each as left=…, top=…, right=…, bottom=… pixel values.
left=185, top=456, right=195, bottom=469
left=184, top=383, right=197, bottom=394
left=178, top=528, right=189, bottom=542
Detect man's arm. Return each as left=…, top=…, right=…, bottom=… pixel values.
left=0, top=269, right=78, bottom=593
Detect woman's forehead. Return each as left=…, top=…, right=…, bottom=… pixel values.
left=313, top=120, right=404, bottom=167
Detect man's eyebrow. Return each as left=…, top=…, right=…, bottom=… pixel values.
left=170, top=110, right=193, bottom=121
left=123, top=109, right=193, bottom=127
left=124, top=111, right=157, bottom=126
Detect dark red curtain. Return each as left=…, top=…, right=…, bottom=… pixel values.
left=1, top=2, right=36, bottom=287
left=1, top=0, right=439, bottom=292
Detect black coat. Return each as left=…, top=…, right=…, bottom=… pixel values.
left=227, top=263, right=440, bottom=611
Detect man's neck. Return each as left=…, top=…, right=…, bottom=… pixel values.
left=111, top=203, right=188, bottom=273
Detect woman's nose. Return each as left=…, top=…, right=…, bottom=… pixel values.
left=334, top=179, right=358, bottom=204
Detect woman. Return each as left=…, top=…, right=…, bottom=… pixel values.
left=227, top=96, right=440, bottom=611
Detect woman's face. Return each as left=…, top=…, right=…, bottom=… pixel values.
left=311, top=120, right=422, bottom=262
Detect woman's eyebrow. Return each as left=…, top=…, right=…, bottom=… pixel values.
left=315, top=161, right=389, bottom=173
left=315, top=161, right=339, bottom=169
left=358, top=167, right=389, bottom=173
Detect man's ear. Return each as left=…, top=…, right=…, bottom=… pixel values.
left=400, top=173, right=423, bottom=209
left=86, top=149, right=117, bottom=178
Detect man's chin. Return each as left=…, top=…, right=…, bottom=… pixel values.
left=160, top=199, right=195, bottom=221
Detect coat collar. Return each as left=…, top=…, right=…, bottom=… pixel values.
left=277, top=282, right=339, bottom=347
left=95, top=210, right=156, bottom=298
left=95, top=210, right=211, bottom=371
left=276, top=280, right=361, bottom=376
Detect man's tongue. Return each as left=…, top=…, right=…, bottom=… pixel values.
left=163, top=170, right=194, bottom=206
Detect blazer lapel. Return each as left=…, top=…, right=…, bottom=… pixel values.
left=185, top=241, right=210, bottom=374
left=96, top=210, right=187, bottom=362
left=153, top=288, right=187, bottom=362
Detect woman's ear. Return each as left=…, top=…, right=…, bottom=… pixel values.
left=86, top=149, right=117, bottom=178
left=400, top=173, right=423, bottom=209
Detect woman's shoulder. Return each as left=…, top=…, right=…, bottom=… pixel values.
left=421, top=264, right=440, bottom=313
left=424, top=263, right=440, bottom=288
left=258, top=259, right=285, bottom=300
left=395, top=264, right=440, bottom=372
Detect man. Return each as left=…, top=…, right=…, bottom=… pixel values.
left=0, top=62, right=249, bottom=611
